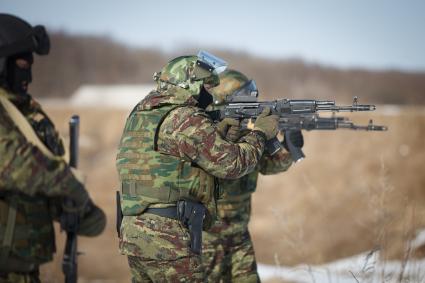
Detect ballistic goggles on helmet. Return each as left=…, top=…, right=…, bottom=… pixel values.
left=193, top=51, right=228, bottom=85
left=224, top=80, right=258, bottom=102
left=197, top=50, right=227, bottom=75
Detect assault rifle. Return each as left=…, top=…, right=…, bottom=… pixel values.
left=208, top=89, right=387, bottom=162
left=61, top=115, right=80, bottom=283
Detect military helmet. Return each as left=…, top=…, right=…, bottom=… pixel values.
left=0, top=14, right=50, bottom=58
left=154, top=51, right=227, bottom=96
left=209, top=69, right=258, bottom=105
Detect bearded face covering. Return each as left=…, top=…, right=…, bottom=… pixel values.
left=6, top=52, right=33, bottom=96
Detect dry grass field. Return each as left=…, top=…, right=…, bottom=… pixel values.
left=37, top=105, right=425, bottom=282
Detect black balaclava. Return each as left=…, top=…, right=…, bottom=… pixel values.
left=197, top=85, right=214, bottom=109
left=0, top=57, right=6, bottom=87
left=6, top=52, right=33, bottom=96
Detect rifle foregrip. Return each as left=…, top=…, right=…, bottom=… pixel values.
left=284, top=131, right=305, bottom=162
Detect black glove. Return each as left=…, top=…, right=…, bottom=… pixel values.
left=282, top=130, right=304, bottom=151
left=77, top=201, right=106, bottom=237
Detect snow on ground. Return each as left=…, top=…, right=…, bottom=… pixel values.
left=258, top=230, right=425, bottom=282
left=258, top=251, right=425, bottom=282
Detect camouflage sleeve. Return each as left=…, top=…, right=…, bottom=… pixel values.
left=0, top=110, right=88, bottom=203
left=258, top=147, right=293, bottom=175
left=158, top=107, right=266, bottom=179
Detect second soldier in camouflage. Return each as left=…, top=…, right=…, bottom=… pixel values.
left=202, top=69, right=297, bottom=282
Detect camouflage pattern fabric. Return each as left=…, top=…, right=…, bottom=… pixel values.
left=203, top=217, right=258, bottom=283
left=0, top=270, right=40, bottom=283
left=157, top=55, right=220, bottom=95
left=118, top=86, right=267, bottom=258
left=208, top=70, right=249, bottom=105
left=120, top=213, right=191, bottom=260
left=156, top=90, right=265, bottom=180
left=116, top=90, right=218, bottom=221
left=117, top=86, right=267, bottom=222
left=0, top=88, right=87, bottom=267
left=127, top=254, right=204, bottom=283
left=0, top=90, right=87, bottom=201
left=117, top=57, right=268, bottom=281
left=123, top=214, right=204, bottom=282
left=203, top=150, right=293, bottom=282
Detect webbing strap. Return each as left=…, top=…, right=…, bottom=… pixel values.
left=0, top=90, right=63, bottom=161
left=121, top=182, right=181, bottom=202
left=0, top=199, right=17, bottom=263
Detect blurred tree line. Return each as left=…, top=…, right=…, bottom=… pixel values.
left=31, top=32, right=425, bottom=105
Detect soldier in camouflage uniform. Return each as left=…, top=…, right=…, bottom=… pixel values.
left=116, top=52, right=280, bottom=282
left=202, top=69, right=304, bottom=282
left=0, top=14, right=106, bottom=283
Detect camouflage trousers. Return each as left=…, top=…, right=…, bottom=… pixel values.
left=127, top=255, right=204, bottom=283
left=0, top=271, right=40, bottom=283
left=202, top=219, right=260, bottom=283
left=120, top=213, right=206, bottom=282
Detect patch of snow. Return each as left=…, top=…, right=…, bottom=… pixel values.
left=259, top=241, right=425, bottom=282
left=69, top=84, right=155, bottom=108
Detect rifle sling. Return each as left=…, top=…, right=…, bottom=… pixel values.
left=0, top=91, right=66, bottom=162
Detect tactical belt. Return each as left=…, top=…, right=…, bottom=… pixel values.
left=121, top=182, right=181, bottom=202
left=0, top=270, right=39, bottom=279
left=144, top=207, right=178, bottom=220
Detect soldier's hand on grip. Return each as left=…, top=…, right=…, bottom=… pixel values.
left=216, top=118, right=241, bottom=142
left=253, top=107, right=279, bottom=140
left=226, top=124, right=241, bottom=142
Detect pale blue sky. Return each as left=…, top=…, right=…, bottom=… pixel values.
left=2, top=0, right=425, bottom=71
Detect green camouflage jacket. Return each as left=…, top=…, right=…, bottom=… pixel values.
left=214, top=150, right=293, bottom=234
left=0, top=88, right=86, bottom=267
left=117, top=85, right=267, bottom=259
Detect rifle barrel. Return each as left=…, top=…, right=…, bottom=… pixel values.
left=316, top=105, right=376, bottom=112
